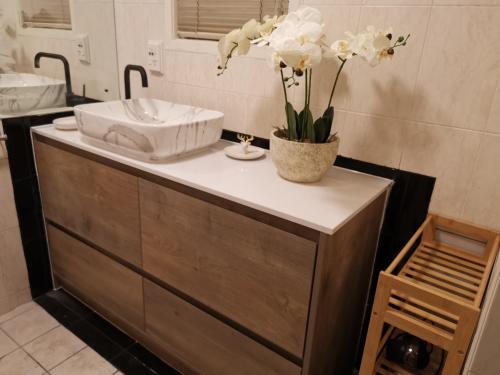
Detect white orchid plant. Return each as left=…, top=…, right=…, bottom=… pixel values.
left=217, top=7, right=410, bottom=144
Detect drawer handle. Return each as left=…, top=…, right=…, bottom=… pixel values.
left=0, top=134, right=7, bottom=142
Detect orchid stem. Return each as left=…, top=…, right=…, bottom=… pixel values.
left=308, top=69, right=312, bottom=109
left=280, top=69, right=290, bottom=138
left=327, top=58, right=347, bottom=108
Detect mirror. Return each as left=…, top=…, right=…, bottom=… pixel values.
left=0, top=0, right=120, bottom=116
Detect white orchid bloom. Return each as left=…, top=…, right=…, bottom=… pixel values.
left=346, top=26, right=394, bottom=66
left=330, top=40, right=354, bottom=60
left=267, top=6, right=325, bottom=70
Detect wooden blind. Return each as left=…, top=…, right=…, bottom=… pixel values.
left=177, top=0, right=288, bottom=41
left=19, top=0, right=72, bottom=30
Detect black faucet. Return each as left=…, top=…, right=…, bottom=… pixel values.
left=124, top=64, right=148, bottom=100
left=34, top=52, right=73, bottom=100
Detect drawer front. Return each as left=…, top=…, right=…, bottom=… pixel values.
left=35, top=141, right=141, bottom=266
left=144, top=280, right=301, bottom=375
left=47, top=224, right=144, bottom=330
left=140, top=179, right=316, bottom=358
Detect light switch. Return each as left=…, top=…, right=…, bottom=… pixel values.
left=75, top=34, right=90, bottom=63
left=147, top=40, right=163, bottom=73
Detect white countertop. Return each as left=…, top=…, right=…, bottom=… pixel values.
left=32, top=125, right=392, bottom=235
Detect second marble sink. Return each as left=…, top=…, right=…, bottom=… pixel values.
left=74, top=99, right=224, bottom=162
left=0, top=73, right=66, bottom=115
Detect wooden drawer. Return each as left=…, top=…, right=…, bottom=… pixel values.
left=47, top=224, right=144, bottom=330
left=34, top=141, right=141, bottom=266
left=144, top=280, right=301, bottom=375
left=140, top=179, right=316, bottom=358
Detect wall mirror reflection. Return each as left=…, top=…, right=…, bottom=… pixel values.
left=0, top=0, right=120, bottom=118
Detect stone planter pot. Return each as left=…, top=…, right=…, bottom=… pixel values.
left=270, top=130, right=340, bottom=183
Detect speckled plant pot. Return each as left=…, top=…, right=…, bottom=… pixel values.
left=270, top=130, right=340, bottom=183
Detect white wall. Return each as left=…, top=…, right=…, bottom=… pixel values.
left=0, top=0, right=120, bottom=101
left=114, top=0, right=500, bottom=231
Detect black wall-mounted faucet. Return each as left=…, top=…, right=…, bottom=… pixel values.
left=124, top=64, right=148, bottom=100
left=34, top=52, right=73, bottom=99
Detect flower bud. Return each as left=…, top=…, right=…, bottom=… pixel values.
left=386, top=33, right=392, bottom=40
left=387, top=48, right=394, bottom=55
left=295, top=69, right=304, bottom=77
left=397, top=36, right=405, bottom=43
left=279, top=61, right=287, bottom=69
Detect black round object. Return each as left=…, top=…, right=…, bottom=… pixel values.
left=386, top=333, right=431, bottom=370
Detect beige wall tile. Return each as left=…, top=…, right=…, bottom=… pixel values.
left=336, top=111, right=407, bottom=168
left=461, top=134, right=500, bottom=230
left=412, top=6, right=500, bottom=130
left=0, top=306, right=59, bottom=345
left=486, top=78, right=500, bottom=134
left=400, top=123, right=482, bottom=218
left=24, top=326, right=86, bottom=370
left=349, top=6, right=431, bottom=119
left=246, top=96, right=287, bottom=138
left=0, top=226, right=29, bottom=313
left=0, top=159, right=19, bottom=231
left=114, top=1, right=165, bottom=99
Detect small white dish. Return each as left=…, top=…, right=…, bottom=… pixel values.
left=224, top=144, right=265, bottom=160
left=53, top=116, right=78, bottom=130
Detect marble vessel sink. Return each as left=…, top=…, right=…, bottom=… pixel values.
left=0, top=73, right=66, bottom=115
left=74, top=99, right=224, bottom=162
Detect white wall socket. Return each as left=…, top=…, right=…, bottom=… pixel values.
left=147, top=40, right=163, bottom=73
left=75, top=34, right=90, bottom=64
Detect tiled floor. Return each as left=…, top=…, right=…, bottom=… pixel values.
left=0, top=290, right=179, bottom=375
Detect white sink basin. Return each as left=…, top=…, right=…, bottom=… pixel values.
left=74, top=99, right=224, bottom=162
left=0, top=73, right=66, bottom=115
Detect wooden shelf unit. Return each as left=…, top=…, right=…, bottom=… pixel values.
left=360, top=214, right=500, bottom=375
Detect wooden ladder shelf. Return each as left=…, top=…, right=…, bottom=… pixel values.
left=360, top=214, right=500, bottom=375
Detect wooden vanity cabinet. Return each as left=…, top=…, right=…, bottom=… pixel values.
left=47, top=224, right=144, bottom=331
left=33, top=134, right=388, bottom=375
left=34, top=141, right=141, bottom=266
left=140, top=179, right=316, bottom=358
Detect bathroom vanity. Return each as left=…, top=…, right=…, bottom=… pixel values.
left=31, top=125, right=392, bottom=375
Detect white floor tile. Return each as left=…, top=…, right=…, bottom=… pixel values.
left=50, top=347, right=116, bottom=375
left=0, top=348, right=45, bottom=375
left=23, top=325, right=87, bottom=370
left=0, top=329, right=18, bottom=358
left=0, top=305, right=59, bottom=345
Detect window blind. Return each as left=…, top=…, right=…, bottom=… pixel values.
left=177, top=0, right=288, bottom=41
left=18, top=0, right=72, bottom=30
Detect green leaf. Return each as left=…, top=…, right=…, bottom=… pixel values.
left=285, top=102, right=298, bottom=140
left=305, top=108, right=315, bottom=142
left=315, top=107, right=334, bottom=143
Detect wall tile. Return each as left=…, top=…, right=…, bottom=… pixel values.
left=400, top=123, right=482, bottom=218
left=0, top=226, right=29, bottom=314
left=412, top=6, right=500, bottom=130
left=434, top=0, right=500, bottom=4
left=486, top=78, right=500, bottom=134
left=114, top=1, right=165, bottom=98
left=336, top=111, right=407, bottom=168
left=246, top=96, right=287, bottom=138
left=461, top=134, right=500, bottom=230
left=349, top=6, right=431, bottom=120
left=0, top=159, right=19, bottom=231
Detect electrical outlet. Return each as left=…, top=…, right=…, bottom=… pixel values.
left=75, top=34, right=90, bottom=63
left=147, top=40, right=163, bottom=73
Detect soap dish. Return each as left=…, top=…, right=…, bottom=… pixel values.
left=53, top=116, right=78, bottom=130
left=224, top=145, right=265, bottom=160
